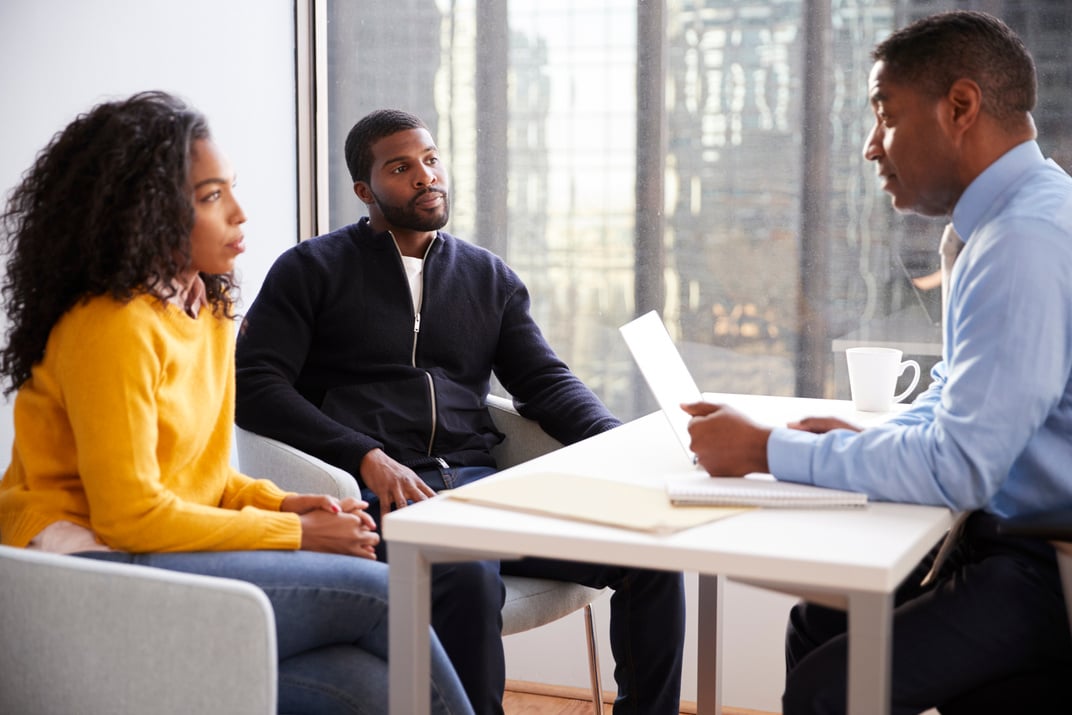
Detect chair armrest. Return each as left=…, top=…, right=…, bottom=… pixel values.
left=235, top=425, right=360, bottom=499
left=486, top=393, right=565, bottom=469
left=996, top=509, right=1072, bottom=542
left=0, top=545, right=276, bottom=715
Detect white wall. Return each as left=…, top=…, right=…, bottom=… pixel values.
left=0, top=0, right=299, bottom=453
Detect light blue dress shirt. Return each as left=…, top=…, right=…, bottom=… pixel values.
left=769, top=141, right=1072, bottom=518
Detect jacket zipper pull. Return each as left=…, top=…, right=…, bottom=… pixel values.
left=435, top=457, right=449, bottom=469
left=414, top=312, right=421, bottom=334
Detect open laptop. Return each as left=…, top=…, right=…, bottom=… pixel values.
left=620, top=311, right=871, bottom=506
left=619, top=310, right=703, bottom=465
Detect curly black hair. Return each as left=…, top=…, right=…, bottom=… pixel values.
left=0, top=90, right=238, bottom=395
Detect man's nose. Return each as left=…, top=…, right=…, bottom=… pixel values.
left=415, top=165, right=437, bottom=187
left=863, top=123, right=883, bottom=162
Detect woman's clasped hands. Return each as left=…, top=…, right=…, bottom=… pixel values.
left=280, top=494, right=380, bottom=558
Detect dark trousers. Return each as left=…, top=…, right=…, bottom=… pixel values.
left=367, top=466, right=686, bottom=715
left=782, top=511, right=1072, bottom=715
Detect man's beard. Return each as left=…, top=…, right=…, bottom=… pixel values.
left=372, top=187, right=450, bottom=232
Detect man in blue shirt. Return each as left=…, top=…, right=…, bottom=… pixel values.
left=684, top=10, right=1072, bottom=714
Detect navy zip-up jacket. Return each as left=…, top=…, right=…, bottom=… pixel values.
left=235, top=219, right=620, bottom=487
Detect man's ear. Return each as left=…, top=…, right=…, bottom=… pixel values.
left=946, top=78, right=982, bottom=131
left=353, top=181, right=374, bottom=205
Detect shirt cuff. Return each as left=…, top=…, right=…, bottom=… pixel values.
left=767, top=426, right=819, bottom=485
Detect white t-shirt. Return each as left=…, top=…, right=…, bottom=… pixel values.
left=401, top=255, right=424, bottom=311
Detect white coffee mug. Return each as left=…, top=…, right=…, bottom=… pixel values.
left=845, top=347, right=921, bottom=412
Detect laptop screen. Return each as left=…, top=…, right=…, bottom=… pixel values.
left=619, top=310, right=703, bottom=463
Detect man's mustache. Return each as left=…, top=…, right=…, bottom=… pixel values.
left=416, top=187, right=447, bottom=200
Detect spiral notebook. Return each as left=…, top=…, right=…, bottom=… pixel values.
left=666, top=474, right=868, bottom=509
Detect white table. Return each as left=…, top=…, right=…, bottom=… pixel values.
left=384, top=393, right=953, bottom=715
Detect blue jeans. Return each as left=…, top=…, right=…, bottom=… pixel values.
left=78, top=549, right=474, bottom=715
left=782, top=512, right=1072, bottom=715
left=367, top=466, right=687, bottom=715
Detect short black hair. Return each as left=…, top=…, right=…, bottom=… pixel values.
left=343, top=109, right=428, bottom=183
left=873, top=10, right=1036, bottom=127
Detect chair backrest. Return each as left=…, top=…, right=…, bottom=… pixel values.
left=0, top=544, right=277, bottom=715
left=235, top=425, right=359, bottom=499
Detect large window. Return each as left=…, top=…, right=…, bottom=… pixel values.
left=316, top=0, right=1072, bottom=422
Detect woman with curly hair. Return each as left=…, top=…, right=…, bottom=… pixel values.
left=0, top=91, right=473, bottom=715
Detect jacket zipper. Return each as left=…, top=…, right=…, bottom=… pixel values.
left=392, top=233, right=441, bottom=459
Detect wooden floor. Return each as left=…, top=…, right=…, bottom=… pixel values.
left=503, top=685, right=774, bottom=715
left=502, top=690, right=602, bottom=715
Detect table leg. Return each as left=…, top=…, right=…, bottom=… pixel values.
left=846, top=590, right=893, bottom=715
left=389, top=543, right=432, bottom=715
left=696, top=574, right=723, bottom=715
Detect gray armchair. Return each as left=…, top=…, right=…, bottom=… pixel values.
left=0, top=396, right=606, bottom=715
left=0, top=543, right=276, bottom=715
left=234, top=393, right=607, bottom=713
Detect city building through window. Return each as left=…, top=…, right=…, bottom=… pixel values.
left=315, top=0, right=1072, bottom=421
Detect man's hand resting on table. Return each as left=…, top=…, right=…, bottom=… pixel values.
left=681, top=401, right=772, bottom=476
left=280, top=494, right=380, bottom=559
left=787, top=417, right=863, bottom=434
left=360, top=448, right=437, bottom=513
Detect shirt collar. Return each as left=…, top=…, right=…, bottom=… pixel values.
left=180, top=274, right=208, bottom=317
left=152, top=273, right=208, bottom=318
left=952, top=140, right=1045, bottom=242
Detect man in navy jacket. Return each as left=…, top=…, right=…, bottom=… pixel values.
left=236, top=109, right=684, bottom=715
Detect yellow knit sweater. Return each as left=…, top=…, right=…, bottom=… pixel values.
left=0, top=294, right=302, bottom=551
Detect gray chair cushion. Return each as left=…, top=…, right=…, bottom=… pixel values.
left=501, top=575, right=604, bottom=636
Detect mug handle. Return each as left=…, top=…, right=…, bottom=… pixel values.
left=893, top=360, right=921, bottom=404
